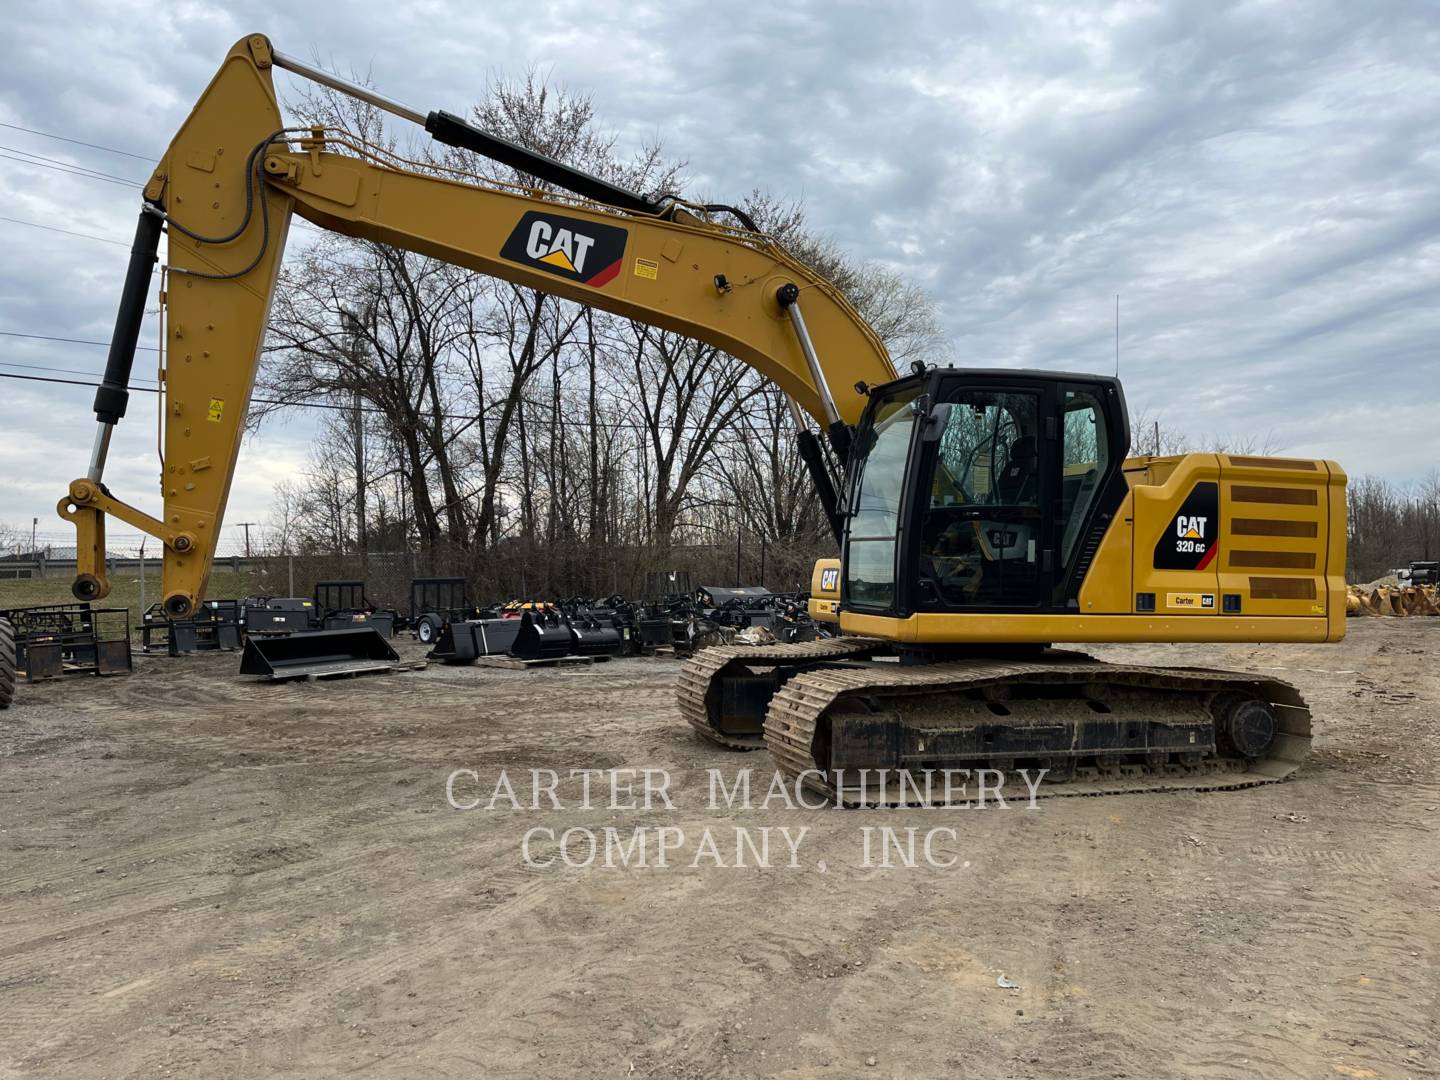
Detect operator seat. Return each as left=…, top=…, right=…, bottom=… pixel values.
left=996, top=434, right=1037, bottom=504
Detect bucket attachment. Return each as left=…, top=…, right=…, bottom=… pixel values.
left=568, top=615, right=625, bottom=657
left=240, top=627, right=399, bottom=681
left=511, top=610, right=573, bottom=660
left=427, top=618, right=522, bottom=663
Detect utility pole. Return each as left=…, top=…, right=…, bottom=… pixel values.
left=735, top=527, right=742, bottom=587
left=353, top=384, right=366, bottom=570
left=30, top=517, right=37, bottom=557
left=237, top=522, right=256, bottom=559
left=343, top=309, right=368, bottom=572
left=1114, top=294, right=1120, bottom=377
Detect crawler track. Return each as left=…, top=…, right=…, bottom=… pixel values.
left=676, top=637, right=884, bottom=749
left=763, top=656, right=1311, bottom=805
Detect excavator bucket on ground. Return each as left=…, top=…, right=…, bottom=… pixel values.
left=567, top=615, right=626, bottom=657
left=427, top=618, right=522, bottom=663
left=240, top=627, right=399, bottom=681
left=512, top=610, right=573, bottom=660
left=1346, top=584, right=1440, bottom=616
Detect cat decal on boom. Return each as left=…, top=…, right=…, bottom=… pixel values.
left=501, top=211, right=627, bottom=287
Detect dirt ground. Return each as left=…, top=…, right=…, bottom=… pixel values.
left=1, top=621, right=1436, bottom=1080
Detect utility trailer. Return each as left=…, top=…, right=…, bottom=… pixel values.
left=409, top=577, right=479, bottom=645
left=0, top=603, right=132, bottom=683
left=141, top=599, right=242, bottom=655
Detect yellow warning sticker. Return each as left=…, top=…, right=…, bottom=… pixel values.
left=206, top=398, right=225, bottom=422
left=1167, top=592, right=1215, bottom=610
left=634, top=258, right=660, bottom=280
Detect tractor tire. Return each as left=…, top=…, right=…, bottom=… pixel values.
left=417, top=615, right=439, bottom=645
left=0, top=617, right=16, bottom=710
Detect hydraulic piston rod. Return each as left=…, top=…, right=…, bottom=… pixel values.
left=271, top=50, right=665, bottom=216
left=89, top=204, right=163, bottom=481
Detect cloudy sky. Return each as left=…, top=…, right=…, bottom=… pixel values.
left=1, top=0, right=1436, bottom=553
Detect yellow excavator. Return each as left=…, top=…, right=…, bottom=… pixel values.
left=57, top=34, right=1345, bottom=802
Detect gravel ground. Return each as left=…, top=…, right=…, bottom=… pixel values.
left=0, top=620, right=1436, bottom=1079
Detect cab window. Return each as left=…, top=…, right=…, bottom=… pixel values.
left=920, top=391, right=1042, bottom=607
left=845, top=387, right=921, bottom=609
left=1058, top=389, right=1108, bottom=566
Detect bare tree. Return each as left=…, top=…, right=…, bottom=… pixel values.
left=254, top=71, right=960, bottom=597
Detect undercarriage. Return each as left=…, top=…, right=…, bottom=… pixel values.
left=677, top=639, right=1310, bottom=806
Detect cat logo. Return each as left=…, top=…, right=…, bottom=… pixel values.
left=1154, top=482, right=1219, bottom=572
left=1176, top=515, right=1208, bottom=539
left=820, top=568, right=840, bottom=592
left=501, top=211, right=627, bottom=287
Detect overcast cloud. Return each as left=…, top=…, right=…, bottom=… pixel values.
left=1, top=0, right=1437, bottom=552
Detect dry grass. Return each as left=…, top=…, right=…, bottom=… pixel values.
left=0, top=569, right=261, bottom=633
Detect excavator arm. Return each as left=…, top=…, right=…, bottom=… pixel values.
left=61, top=34, right=896, bottom=617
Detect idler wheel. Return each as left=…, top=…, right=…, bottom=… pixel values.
left=1219, top=695, right=1277, bottom=759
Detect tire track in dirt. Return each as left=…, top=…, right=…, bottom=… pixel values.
left=0, top=812, right=550, bottom=1066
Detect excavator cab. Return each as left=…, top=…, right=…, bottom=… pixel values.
left=842, top=370, right=1129, bottom=622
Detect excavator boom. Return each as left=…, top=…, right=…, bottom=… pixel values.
left=60, top=34, right=895, bottom=616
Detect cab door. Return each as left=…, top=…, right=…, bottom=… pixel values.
left=911, top=383, right=1057, bottom=611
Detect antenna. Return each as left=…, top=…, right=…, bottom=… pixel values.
left=1114, top=294, right=1120, bottom=377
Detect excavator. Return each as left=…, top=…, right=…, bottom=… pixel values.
left=50, top=34, right=1346, bottom=802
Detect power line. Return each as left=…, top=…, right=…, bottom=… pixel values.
left=0, top=330, right=159, bottom=352
left=0, top=150, right=139, bottom=187
left=0, top=203, right=329, bottom=245
left=0, top=359, right=159, bottom=385
left=0, top=143, right=143, bottom=185
left=0, top=213, right=130, bottom=247
left=0, top=371, right=118, bottom=391
left=0, top=369, right=791, bottom=440
left=0, top=120, right=154, bottom=161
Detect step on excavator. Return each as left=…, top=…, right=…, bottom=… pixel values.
left=52, top=34, right=1346, bottom=801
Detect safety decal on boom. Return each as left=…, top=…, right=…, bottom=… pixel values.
left=1154, top=481, right=1219, bottom=571
left=501, top=211, right=627, bottom=287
